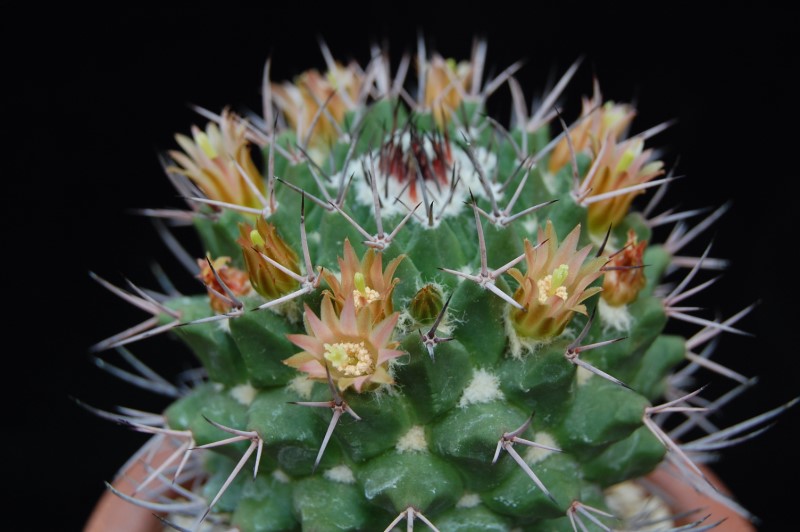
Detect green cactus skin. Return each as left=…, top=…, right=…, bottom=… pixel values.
left=88, top=41, right=794, bottom=532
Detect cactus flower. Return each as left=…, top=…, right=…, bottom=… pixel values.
left=272, top=62, right=362, bottom=151
left=584, top=136, right=664, bottom=235
left=549, top=84, right=635, bottom=174
left=422, top=54, right=472, bottom=127
left=323, top=239, right=404, bottom=324
left=285, top=294, right=403, bottom=392
left=168, top=109, right=265, bottom=210
left=508, top=221, right=606, bottom=340
left=602, top=230, right=647, bottom=307
left=196, top=256, right=252, bottom=313
left=238, top=218, right=300, bottom=300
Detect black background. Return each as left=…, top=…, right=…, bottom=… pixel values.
left=8, top=5, right=799, bottom=530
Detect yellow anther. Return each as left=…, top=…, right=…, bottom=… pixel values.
left=352, top=272, right=381, bottom=310
left=537, top=275, right=553, bottom=304
left=250, top=229, right=265, bottom=247
left=554, top=286, right=568, bottom=301
left=323, top=342, right=374, bottom=376
left=615, top=139, right=643, bottom=174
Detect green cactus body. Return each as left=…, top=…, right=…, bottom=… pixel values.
left=91, top=42, right=783, bottom=531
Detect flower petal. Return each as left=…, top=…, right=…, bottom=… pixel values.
left=370, top=312, right=400, bottom=348
left=377, top=348, right=405, bottom=365
left=286, top=334, right=325, bottom=357
left=339, top=295, right=358, bottom=336
left=283, top=351, right=318, bottom=369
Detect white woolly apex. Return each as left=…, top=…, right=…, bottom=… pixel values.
left=229, top=383, right=257, bottom=406
left=598, top=297, right=634, bottom=332
left=324, top=465, right=356, bottom=484
left=456, top=493, right=481, bottom=508
left=343, top=136, right=501, bottom=226
left=523, top=432, right=559, bottom=465
left=575, top=365, right=593, bottom=386
left=458, top=369, right=504, bottom=407
left=605, top=481, right=672, bottom=531
left=287, top=375, right=315, bottom=399
left=272, top=469, right=291, bottom=483
left=396, top=425, right=428, bottom=453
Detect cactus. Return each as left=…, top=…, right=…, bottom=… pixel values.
left=86, top=40, right=795, bottom=531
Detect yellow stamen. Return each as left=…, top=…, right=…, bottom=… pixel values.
left=323, top=342, right=374, bottom=376
left=354, top=272, right=367, bottom=293
left=554, top=286, right=568, bottom=301
left=602, top=101, right=626, bottom=129
left=615, top=139, right=643, bottom=174
left=615, top=149, right=635, bottom=174
left=537, top=264, right=570, bottom=304
left=352, top=273, right=381, bottom=310
left=195, top=131, right=218, bottom=159
left=250, top=229, right=265, bottom=247
left=537, top=275, right=553, bottom=304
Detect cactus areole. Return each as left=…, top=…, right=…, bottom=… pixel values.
left=89, top=41, right=786, bottom=531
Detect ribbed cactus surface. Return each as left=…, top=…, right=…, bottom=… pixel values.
left=90, top=42, right=789, bottom=531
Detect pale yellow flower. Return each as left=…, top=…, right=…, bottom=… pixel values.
left=584, top=136, right=664, bottom=235
left=549, top=84, right=635, bottom=174
left=272, top=62, right=362, bottom=150
left=422, top=54, right=472, bottom=127
left=168, top=109, right=265, bottom=209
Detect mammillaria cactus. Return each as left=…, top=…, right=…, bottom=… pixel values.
left=82, top=38, right=795, bottom=531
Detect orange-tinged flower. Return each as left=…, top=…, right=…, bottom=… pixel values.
left=508, top=221, right=606, bottom=341
left=584, top=136, right=664, bottom=235
left=285, top=295, right=403, bottom=392
left=168, top=109, right=265, bottom=210
left=238, top=218, right=300, bottom=301
left=272, top=62, right=362, bottom=150
left=602, top=230, right=647, bottom=307
left=196, top=257, right=252, bottom=314
left=422, top=55, right=472, bottom=128
left=549, top=85, right=635, bottom=174
left=322, top=239, right=404, bottom=325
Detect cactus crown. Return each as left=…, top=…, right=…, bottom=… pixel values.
left=87, top=39, right=792, bottom=531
